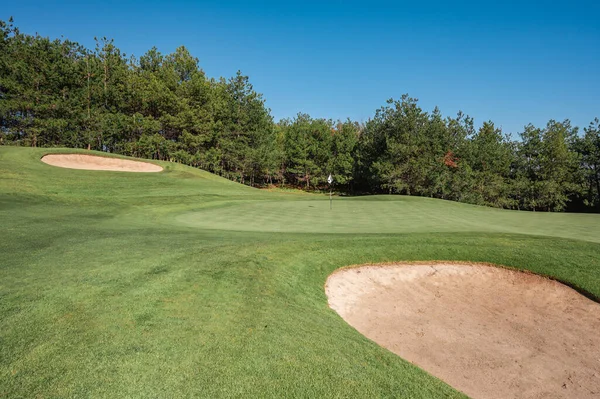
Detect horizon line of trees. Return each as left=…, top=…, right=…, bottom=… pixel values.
left=1, top=18, right=599, bottom=212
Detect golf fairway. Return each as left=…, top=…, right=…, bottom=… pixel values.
left=2, top=147, right=599, bottom=398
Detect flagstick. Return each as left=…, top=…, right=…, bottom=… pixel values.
left=328, top=174, right=333, bottom=210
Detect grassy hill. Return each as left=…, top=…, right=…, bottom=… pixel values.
left=1, top=146, right=599, bottom=398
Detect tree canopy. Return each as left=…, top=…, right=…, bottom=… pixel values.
left=1, top=19, right=598, bottom=212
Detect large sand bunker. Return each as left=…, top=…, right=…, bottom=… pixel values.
left=41, top=154, right=162, bottom=172
left=326, top=263, right=600, bottom=399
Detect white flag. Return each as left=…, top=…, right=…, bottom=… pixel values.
left=327, top=174, right=333, bottom=184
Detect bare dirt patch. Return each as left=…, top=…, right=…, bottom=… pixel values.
left=325, top=263, right=600, bottom=399
left=41, top=154, right=162, bottom=172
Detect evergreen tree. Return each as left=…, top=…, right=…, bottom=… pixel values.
left=577, top=119, right=600, bottom=209
left=1, top=18, right=598, bottom=212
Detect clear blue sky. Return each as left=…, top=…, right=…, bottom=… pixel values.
left=3, top=1, right=599, bottom=135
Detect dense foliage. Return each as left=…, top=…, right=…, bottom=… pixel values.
left=1, top=19, right=599, bottom=211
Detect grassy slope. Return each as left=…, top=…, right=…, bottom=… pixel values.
left=1, top=146, right=599, bottom=398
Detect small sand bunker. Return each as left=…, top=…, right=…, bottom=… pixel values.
left=41, top=154, right=162, bottom=172
left=326, top=263, right=600, bottom=399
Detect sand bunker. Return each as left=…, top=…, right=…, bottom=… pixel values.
left=326, top=263, right=600, bottom=399
left=41, top=154, right=162, bottom=172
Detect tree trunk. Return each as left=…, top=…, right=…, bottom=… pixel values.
left=86, top=56, right=91, bottom=119
left=595, top=172, right=600, bottom=209
left=104, top=58, right=108, bottom=108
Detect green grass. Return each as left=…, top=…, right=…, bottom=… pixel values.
left=1, top=146, right=599, bottom=398
left=176, top=197, right=600, bottom=241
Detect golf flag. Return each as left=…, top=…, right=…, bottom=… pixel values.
left=328, top=174, right=333, bottom=184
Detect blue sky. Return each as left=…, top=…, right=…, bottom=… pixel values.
left=3, top=1, right=599, bottom=135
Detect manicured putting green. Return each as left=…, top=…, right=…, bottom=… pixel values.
left=177, top=197, right=600, bottom=242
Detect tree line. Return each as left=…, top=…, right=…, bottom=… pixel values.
left=1, top=18, right=599, bottom=212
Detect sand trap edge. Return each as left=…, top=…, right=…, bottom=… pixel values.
left=324, top=260, right=598, bottom=303
left=41, top=153, right=163, bottom=173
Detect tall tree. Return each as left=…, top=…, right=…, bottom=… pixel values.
left=1, top=18, right=599, bottom=212
left=574, top=119, right=600, bottom=210
left=465, top=121, right=514, bottom=207
left=283, top=113, right=331, bottom=189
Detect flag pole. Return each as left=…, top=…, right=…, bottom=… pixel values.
left=328, top=174, right=333, bottom=210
